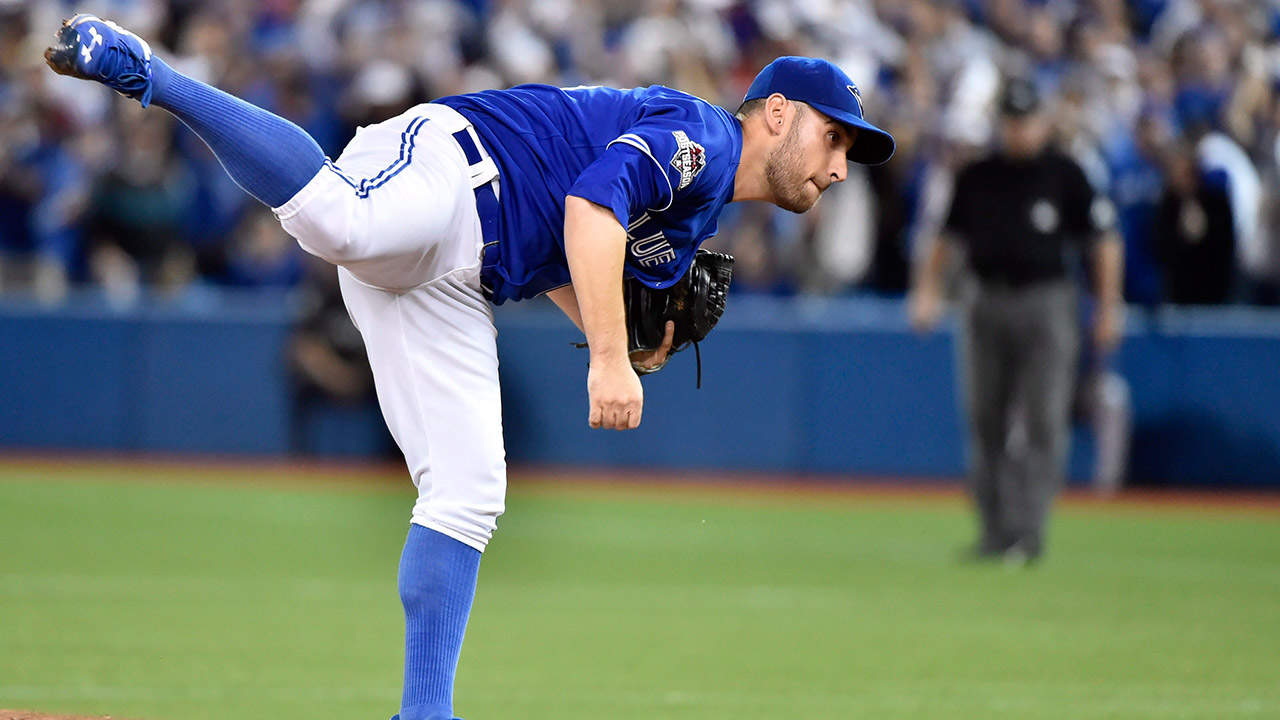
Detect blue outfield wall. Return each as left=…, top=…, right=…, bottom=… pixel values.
left=1, top=292, right=1278, bottom=487
left=496, top=298, right=966, bottom=477
left=0, top=292, right=295, bottom=455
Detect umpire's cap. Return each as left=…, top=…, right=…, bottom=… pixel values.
left=998, top=77, right=1042, bottom=117
left=744, top=56, right=896, bottom=166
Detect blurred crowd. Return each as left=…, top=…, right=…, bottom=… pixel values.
left=4, top=0, right=1280, bottom=306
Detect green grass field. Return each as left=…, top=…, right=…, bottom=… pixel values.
left=2, top=461, right=1278, bottom=720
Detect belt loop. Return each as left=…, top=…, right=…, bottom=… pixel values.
left=448, top=122, right=502, bottom=299
left=452, top=127, right=500, bottom=190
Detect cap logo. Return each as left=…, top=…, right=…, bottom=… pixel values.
left=847, top=85, right=863, bottom=115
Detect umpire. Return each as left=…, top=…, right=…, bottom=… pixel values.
left=908, top=77, right=1124, bottom=563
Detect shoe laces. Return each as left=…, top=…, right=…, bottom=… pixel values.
left=94, top=42, right=154, bottom=107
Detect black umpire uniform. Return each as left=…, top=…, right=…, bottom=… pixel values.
left=910, top=78, right=1124, bottom=562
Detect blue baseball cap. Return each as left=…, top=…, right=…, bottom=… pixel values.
left=744, top=56, right=895, bottom=166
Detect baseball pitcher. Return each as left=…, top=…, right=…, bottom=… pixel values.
left=46, top=14, right=894, bottom=720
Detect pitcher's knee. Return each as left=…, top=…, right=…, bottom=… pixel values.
left=275, top=169, right=371, bottom=265
left=289, top=206, right=367, bottom=265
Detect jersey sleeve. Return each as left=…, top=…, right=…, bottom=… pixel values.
left=1062, top=158, right=1117, bottom=241
left=567, top=140, right=677, bottom=229
left=568, top=101, right=718, bottom=229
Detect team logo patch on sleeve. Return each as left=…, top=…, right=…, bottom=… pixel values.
left=670, top=130, right=706, bottom=191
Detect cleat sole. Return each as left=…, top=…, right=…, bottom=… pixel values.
left=43, top=24, right=84, bottom=78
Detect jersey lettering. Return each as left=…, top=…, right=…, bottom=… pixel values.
left=626, top=213, right=678, bottom=268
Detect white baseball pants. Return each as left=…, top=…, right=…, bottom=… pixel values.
left=273, top=103, right=506, bottom=551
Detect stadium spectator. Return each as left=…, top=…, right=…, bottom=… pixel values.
left=1155, top=142, right=1236, bottom=304
left=221, top=207, right=305, bottom=288
left=84, top=107, right=194, bottom=304
left=0, top=93, right=85, bottom=303
left=288, top=254, right=378, bottom=454
left=1, top=0, right=1280, bottom=310
left=1107, top=106, right=1172, bottom=306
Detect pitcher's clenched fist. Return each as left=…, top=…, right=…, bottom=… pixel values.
left=588, top=358, right=645, bottom=430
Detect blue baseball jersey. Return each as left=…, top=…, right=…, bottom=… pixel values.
left=435, top=84, right=743, bottom=304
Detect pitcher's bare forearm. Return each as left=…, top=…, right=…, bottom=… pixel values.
left=563, top=195, right=644, bottom=429
left=563, top=195, right=629, bottom=366
left=547, top=285, right=584, bottom=333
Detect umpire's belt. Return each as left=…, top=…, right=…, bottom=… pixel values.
left=450, top=125, right=502, bottom=300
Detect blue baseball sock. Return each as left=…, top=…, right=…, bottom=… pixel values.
left=147, top=57, right=325, bottom=208
left=398, top=524, right=481, bottom=720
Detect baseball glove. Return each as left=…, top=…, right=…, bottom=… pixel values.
left=625, top=249, right=734, bottom=387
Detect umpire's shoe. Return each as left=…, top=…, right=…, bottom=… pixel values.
left=44, top=14, right=157, bottom=107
